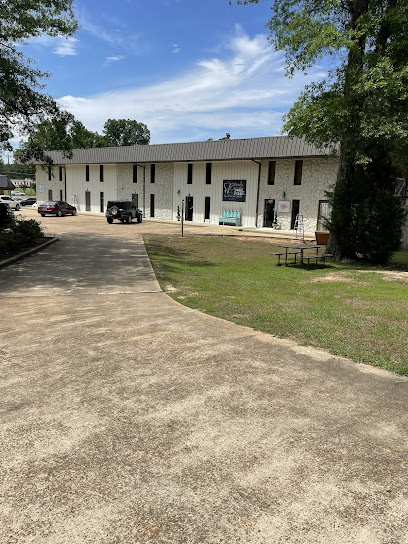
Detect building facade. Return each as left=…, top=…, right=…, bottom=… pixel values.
left=36, top=136, right=345, bottom=235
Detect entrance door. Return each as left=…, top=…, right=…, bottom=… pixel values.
left=263, top=199, right=275, bottom=227
left=185, top=196, right=193, bottom=221
left=290, top=199, right=300, bottom=229
left=85, top=191, right=91, bottom=211
left=204, top=197, right=210, bottom=221
left=317, top=200, right=331, bottom=230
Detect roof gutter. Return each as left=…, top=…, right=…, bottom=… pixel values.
left=251, top=159, right=261, bottom=228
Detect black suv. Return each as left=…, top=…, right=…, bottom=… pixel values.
left=105, top=201, right=143, bottom=224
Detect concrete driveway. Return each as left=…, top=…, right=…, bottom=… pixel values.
left=0, top=210, right=407, bottom=543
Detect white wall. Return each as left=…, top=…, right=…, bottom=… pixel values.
left=67, top=164, right=116, bottom=213
left=173, top=160, right=259, bottom=227
left=258, top=157, right=339, bottom=232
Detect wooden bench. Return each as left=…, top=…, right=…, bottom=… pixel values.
left=219, top=209, right=241, bottom=226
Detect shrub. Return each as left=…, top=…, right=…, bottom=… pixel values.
left=11, top=218, right=44, bottom=241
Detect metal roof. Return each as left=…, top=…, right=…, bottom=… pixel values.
left=41, top=136, right=338, bottom=165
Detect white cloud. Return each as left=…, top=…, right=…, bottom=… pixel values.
left=59, top=28, right=325, bottom=143
left=54, top=37, right=79, bottom=56
left=172, top=43, right=181, bottom=54
left=104, top=55, right=125, bottom=65
left=28, top=35, right=79, bottom=56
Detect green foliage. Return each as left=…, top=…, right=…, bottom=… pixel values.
left=16, top=117, right=106, bottom=163
left=328, top=154, right=406, bottom=263
left=0, top=1, right=78, bottom=161
left=102, top=119, right=150, bottom=146
left=0, top=218, right=44, bottom=255
left=16, top=116, right=151, bottom=162
left=234, top=0, right=408, bottom=264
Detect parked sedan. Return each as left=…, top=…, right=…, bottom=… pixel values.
left=19, top=197, right=37, bottom=206
left=0, top=195, right=21, bottom=211
left=11, top=190, right=26, bottom=197
left=38, top=201, right=77, bottom=217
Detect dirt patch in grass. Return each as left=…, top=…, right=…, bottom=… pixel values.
left=379, top=271, right=408, bottom=285
left=305, top=273, right=367, bottom=285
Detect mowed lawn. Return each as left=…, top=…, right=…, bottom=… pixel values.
left=145, top=235, right=408, bottom=376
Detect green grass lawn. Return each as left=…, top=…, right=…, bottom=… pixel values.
left=145, top=235, right=408, bottom=375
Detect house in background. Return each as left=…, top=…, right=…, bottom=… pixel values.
left=34, top=135, right=408, bottom=247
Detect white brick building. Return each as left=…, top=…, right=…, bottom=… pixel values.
left=35, top=136, right=343, bottom=235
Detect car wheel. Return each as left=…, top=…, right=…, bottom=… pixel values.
left=72, top=208, right=77, bottom=216
left=16, top=204, right=20, bottom=211
left=107, top=217, right=113, bottom=224
left=137, top=215, right=142, bottom=223
left=56, top=210, right=63, bottom=217
left=128, top=214, right=132, bottom=223
left=40, top=214, right=45, bottom=217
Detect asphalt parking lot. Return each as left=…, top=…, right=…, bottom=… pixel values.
left=0, top=209, right=407, bottom=543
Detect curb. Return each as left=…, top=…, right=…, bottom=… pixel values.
left=0, top=237, right=59, bottom=269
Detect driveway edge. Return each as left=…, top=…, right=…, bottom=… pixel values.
left=0, top=237, right=59, bottom=270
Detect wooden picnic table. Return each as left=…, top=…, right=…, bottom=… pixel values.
left=272, top=244, right=328, bottom=266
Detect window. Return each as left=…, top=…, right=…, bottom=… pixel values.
left=294, top=160, right=303, bottom=185
left=187, top=163, right=193, bottom=184
left=48, top=167, right=52, bottom=181
left=267, top=161, right=276, bottom=185
left=100, top=165, right=104, bottom=182
left=100, top=192, right=104, bottom=213
left=204, top=196, right=210, bottom=220
left=132, top=193, right=138, bottom=208
left=206, top=163, right=212, bottom=185
left=59, top=166, right=63, bottom=182
left=86, top=165, right=90, bottom=182
left=48, top=189, right=53, bottom=200
left=85, top=191, right=91, bottom=211
left=133, top=164, right=138, bottom=183
left=150, top=194, right=155, bottom=217
left=59, top=189, right=63, bottom=201
left=151, top=164, right=155, bottom=183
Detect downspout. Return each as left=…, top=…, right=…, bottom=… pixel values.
left=64, top=165, right=67, bottom=201
left=251, top=159, right=261, bottom=228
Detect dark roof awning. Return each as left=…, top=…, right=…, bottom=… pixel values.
left=0, top=175, right=16, bottom=190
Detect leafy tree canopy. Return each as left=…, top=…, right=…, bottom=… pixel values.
left=15, top=116, right=151, bottom=164
left=0, top=1, right=78, bottom=162
left=234, top=0, right=408, bottom=263
left=235, top=0, right=408, bottom=166
left=102, top=119, right=150, bottom=146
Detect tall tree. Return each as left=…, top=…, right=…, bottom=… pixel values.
left=235, top=0, right=408, bottom=263
left=0, top=0, right=78, bottom=163
left=16, top=116, right=106, bottom=162
left=102, top=119, right=150, bottom=146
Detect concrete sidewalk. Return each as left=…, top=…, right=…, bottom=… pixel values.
left=0, top=215, right=407, bottom=543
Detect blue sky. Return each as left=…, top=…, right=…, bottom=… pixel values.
left=21, top=0, right=327, bottom=145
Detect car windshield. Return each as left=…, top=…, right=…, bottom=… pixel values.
left=107, top=201, right=128, bottom=208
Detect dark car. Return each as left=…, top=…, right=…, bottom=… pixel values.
left=38, top=201, right=77, bottom=217
left=0, top=202, right=14, bottom=227
left=19, top=197, right=37, bottom=206
left=105, top=200, right=142, bottom=224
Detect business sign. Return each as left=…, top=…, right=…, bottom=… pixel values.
left=278, top=200, right=290, bottom=212
left=222, top=179, right=246, bottom=202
